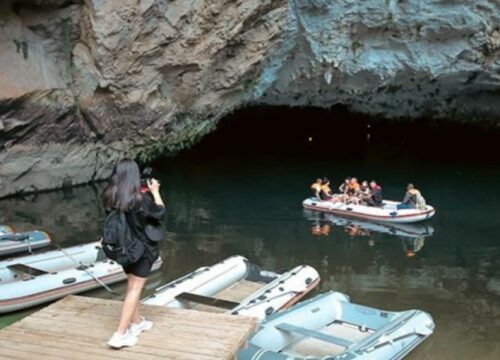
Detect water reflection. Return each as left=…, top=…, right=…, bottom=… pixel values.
left=303, top=209, right=434, bottom=258
left=0, top=185, right=105, bottom=245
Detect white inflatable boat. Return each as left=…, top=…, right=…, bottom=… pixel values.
left=238, top=291, right=435, bottom=360
left=0, top=241, right=162, bottom=313
left=303, top=198, right=435, bottom=224
left=143, top=255, right=320, bottom=319
left=0, top=226, right=52, bottom=257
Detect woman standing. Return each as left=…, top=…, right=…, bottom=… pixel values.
left=101, top=159, right=165, bottom=349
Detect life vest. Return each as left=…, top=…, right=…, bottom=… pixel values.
left=311, top=183, right=322, bottom=192
left=347, top=182, right=360, bottom=194
left=321, top=184, right=333, bottom=195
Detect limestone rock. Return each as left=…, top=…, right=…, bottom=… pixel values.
left=0, top=0, right=499, bottom=197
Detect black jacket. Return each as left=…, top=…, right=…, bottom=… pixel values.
left=113, top=193, right=165, bottom=263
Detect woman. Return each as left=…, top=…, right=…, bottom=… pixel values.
left=102, top=159, right=165, bottom=349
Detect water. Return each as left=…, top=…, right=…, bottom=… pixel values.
left=1, top=107, right=500, bottom=359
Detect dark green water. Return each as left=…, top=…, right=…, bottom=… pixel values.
left=1, top=107, right=500, bottom=359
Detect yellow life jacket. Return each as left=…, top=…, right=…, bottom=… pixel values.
left=311, top=183, right=322, bottom=192
left=321, top=184, right=333, bottom=195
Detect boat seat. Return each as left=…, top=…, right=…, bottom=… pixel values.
left=175, top=292, right=240, bottom=310
left=7, top=264, right=49, bottom=277
left=276, top=322, right=353, bottom=348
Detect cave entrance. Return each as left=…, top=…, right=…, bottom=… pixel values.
left=166, top=106, right=500, bottom=166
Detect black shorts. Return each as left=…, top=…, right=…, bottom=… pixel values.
left=123, top=256, right=153, bottom=278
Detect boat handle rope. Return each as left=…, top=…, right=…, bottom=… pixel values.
left=233, top=289, right=303, bottom=312
left=357, top=311, right=422, bottom=352
left=54, top=242, right=121, bottom=296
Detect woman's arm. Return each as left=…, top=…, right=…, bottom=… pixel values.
left=142, top=179, right=166, bottom=220
left=147, top=179, right=165, bottom=207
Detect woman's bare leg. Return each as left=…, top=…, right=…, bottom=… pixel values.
left=117, top=274, right=147, bottom=334
left=131, top=301, right=141, bottom=324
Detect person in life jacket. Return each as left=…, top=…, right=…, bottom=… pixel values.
left=346, top=177, right=361, bottom=204
left=347, top=177, right=360, bottom=196
left=310, top=178, right=323, bottom=200
left=320, top=177, right=334, bottom=201
left=398, top=183, right=427, bottom=210
left=366, top=180, right=383, bottom=207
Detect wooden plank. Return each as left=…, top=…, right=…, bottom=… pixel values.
left=217, top=280, right=264, bottom=302
left=37, top=295, right=254, bottom=328
left=193, top=280, right=265, bottom=313
left=0, top=295, right=258, bottom=360
left=176, top=292, right=240, bottom=309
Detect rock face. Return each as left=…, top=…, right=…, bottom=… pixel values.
left=0, top=0, right=499, bottom=197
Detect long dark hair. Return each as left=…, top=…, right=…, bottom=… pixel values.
left=102, top=159, right=142, bottom=212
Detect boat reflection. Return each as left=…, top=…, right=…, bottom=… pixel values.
left=304, top=209, right=434, bottom=257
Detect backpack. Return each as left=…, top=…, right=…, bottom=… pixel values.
left=102, top=210, right=145, bottom=266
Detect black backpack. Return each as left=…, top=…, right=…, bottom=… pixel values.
left=102, top=210, right=145, bottom=266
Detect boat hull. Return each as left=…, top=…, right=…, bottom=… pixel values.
left=0, top=241, right=162, bottom=313
left=0, top=231, right=52, bottom=257
left=303, top=198, right=435, bottom=224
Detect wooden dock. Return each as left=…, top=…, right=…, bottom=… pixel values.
left=0, top=295, right=258, bottom=360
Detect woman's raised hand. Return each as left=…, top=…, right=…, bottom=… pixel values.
left=147, top=178, right=161, bottom=193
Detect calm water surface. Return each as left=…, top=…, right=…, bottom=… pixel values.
left=1, top=108, right=500, bottom=359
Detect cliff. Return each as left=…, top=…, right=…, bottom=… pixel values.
left=1, top=0, right=499, bottom=197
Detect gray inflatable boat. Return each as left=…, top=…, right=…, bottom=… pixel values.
left=238, top=291, right=434, bottom=360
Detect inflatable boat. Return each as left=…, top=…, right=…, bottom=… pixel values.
left=143, top=255, right=320, bottom=319
left=238, top=291, right=435, bottom=360
left=0, top=227, right=52, bottom=257
left=0, top=241, right=162, bottom=313
left=303, top=198, right=435, bottom=224
left=0, top=225, right=13, bottom=234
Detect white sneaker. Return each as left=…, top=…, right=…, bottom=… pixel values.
left=107, top=330, right=138, bottom=349
left=129, top=317, right=154, bottom=336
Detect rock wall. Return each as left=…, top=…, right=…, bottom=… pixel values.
left=256, top=0, right=500, bottom=120
left=0, top=0, right=499, bottom=198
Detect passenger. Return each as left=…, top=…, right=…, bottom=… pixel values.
left=347, top=177, right=361, bottom=205
left=347, top=177, right=360, bottom=196
left=366, top=180, right=383, bottom=207
left=358, top=180, right=372, bottom=204
left=338, top=178, right=350, bottom=194
left=398, top=183, right=427, bottom=210
left=320, top=177, right=334, bottom=201
left=310, top=178, right=323, bottom=200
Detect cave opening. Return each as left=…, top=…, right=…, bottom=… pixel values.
left=164, top=106, right=500, bottom=166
